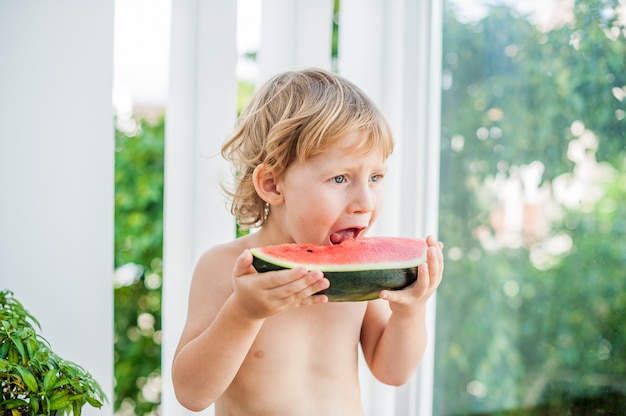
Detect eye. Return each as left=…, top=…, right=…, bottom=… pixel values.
left=370, top=174, right=383, bottom=183
left=331, top=175, right=346, bottom=184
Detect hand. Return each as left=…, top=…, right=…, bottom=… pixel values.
left=229, top=249, right=330, bottom=320
left=379, top=235, right=444, bottom=316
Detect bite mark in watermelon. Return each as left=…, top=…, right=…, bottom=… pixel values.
left=251, top=237, right=427, bottom=302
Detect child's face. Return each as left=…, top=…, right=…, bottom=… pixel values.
left=274, top=131, right=387, bottom=245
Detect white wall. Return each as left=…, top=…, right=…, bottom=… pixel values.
left=0, top=1, right=114, bottom=415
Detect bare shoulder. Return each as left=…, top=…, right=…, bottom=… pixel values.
left=196, top=233, right=258, bottom=261
left=188, top=236, right=256, bottom=306
left=193, top=239, right=247, bottom=283
left=176, top=238, right=252, bottom=349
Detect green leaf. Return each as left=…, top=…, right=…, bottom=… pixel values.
left=30, top=396, right=40, bottom=414
left=69, top=393, right=84, bottom=402
left=43, top=369, right=58, bottom=392
left=49, top=389, right=69, bottom=402
left=52, top=378, right=71, bottom=389
left=7, top=344, right=18, bottom=364
left=0, top=357, right=10, bottom=371
left=0, top=340, right=10, bottom=358
left=49, top=393, right=71, bottom=410
left=85, top=396, right=104, bottom=408
left=15, top=365, right=39, bottom=393
left=25, top=336, right=38, bottom=360
left=73, top=400, right=82, bottom=416
left=8, top=336, right=25, bottom=360
left=1, top=398, right=28, bottom=409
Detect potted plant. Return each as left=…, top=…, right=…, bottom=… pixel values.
left=0, top=290, right=106, bottom=415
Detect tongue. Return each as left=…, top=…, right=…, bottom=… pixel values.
left=330, top=229, right=357, bottom=245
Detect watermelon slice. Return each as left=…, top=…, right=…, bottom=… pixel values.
left=251, top=237, right=427, bottom=302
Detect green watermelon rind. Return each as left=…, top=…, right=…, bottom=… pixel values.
left=251, top=256, right=419, bottom=302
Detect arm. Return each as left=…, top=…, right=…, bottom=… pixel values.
left=360, top=235, right=444, bottom=385
left=172, top=246, right=329, bottom=411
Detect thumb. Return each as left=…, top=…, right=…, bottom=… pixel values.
left=379, top=289, right=406, bottom=304
left=233, top=249, right=255, bottom=278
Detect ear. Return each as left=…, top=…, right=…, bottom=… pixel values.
left=252, top=164, right=284, bottom=205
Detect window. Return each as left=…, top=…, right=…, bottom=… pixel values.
left=434, top=1, right=626, bottom=414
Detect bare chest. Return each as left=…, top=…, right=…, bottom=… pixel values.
left=252, top=302, right=365, bottom=359
left=239, top=300, right=367, bottom=367
left=223, top=302, right=368, bottom=415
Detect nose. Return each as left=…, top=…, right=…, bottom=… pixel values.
left=348, top=182, right=376, bottom=214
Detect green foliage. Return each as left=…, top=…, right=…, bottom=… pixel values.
left=435, top=1, right=626, bottom=414
left=237, top=81, right=256, bottom=116
left=114, top=117, right=164, bottom=415
left=115, top=118, right=165, bottom=268
left=332, top=0, right=340, bottom=71
left=0, top=291, right=106, bottom=416
left=112, top=80, right=260, bottom=414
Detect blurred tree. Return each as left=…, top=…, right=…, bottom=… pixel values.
left=113, top=79, right=257, bottom=415
left=114, top=117, right=164, bottom=415
left=435, top=0, right=626, bottom=414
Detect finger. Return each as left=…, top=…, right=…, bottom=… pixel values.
left=277, top=270, right=329, bottom=301
left=434, top=242, right=444, bottom=269
left=418, top=261, right=431, bottom=290
left=379, top=287, right=413, bottom=304
left=427, top=246, right=444, bottom=288
left=427, top=247, right=439, bottom=275
left=301, top=293, right=329, bottom=306
left=426, top=234, right=443, bottom=249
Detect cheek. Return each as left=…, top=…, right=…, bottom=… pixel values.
left=376, top=186, right=386, bottom=206
left=372, top=180, right=385, bottom=200
left=289, top=189, right=338, bottom=223
left=372, top=185, right=386, bottom=214
left=284, top=187, right=319, bottom=217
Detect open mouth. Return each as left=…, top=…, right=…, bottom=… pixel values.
left=330, top=228, right=363, bottom=245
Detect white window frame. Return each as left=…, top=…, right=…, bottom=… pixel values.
left=339, top=1, right=442, bottom=412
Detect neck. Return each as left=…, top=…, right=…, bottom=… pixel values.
left=247, top=215, right=294, bottom=247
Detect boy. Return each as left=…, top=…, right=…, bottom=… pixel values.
left=172, top=68, right=444, bottom=415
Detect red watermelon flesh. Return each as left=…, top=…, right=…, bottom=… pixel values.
left=251, top=237, right=427, bottom=301
left=251, top=237, right=427, bottom=271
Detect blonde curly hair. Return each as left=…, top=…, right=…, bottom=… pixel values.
left=221, top=68, right=394, bottom=229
